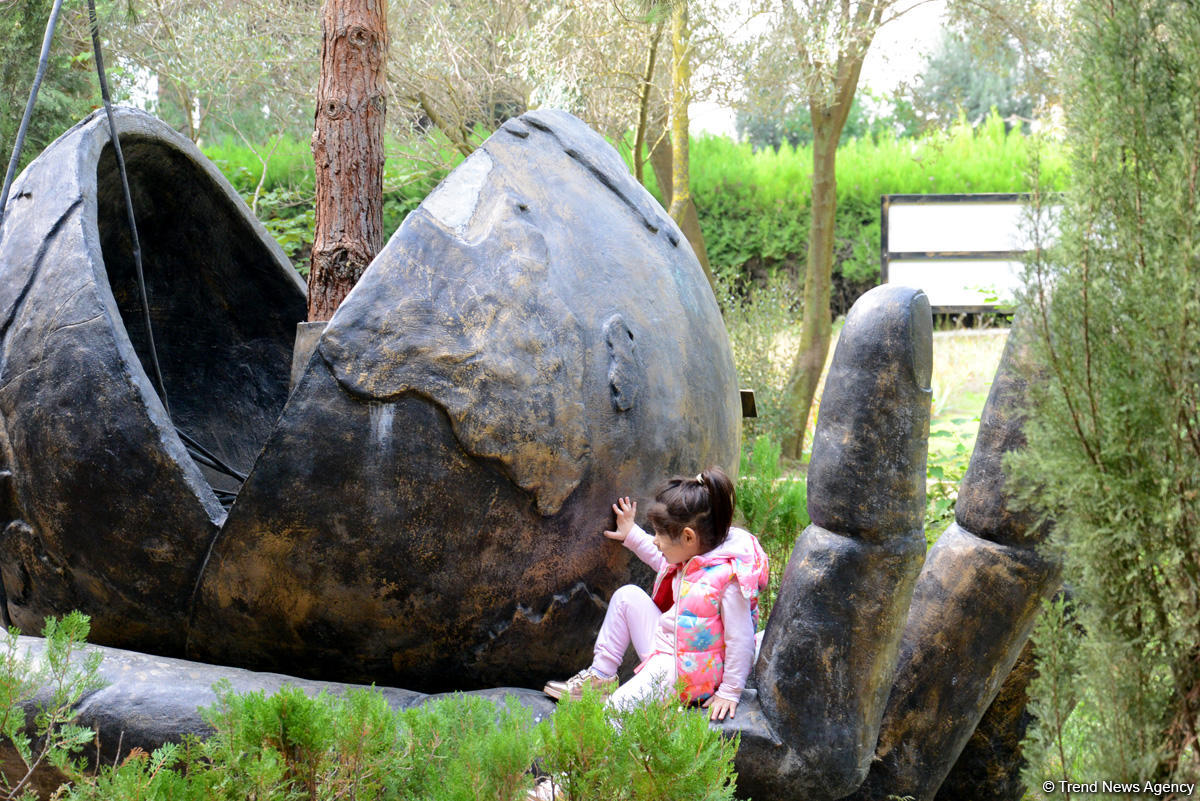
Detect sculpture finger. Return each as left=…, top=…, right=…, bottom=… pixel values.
left=730, top=284, right=932, bottom=800
left=846, top=318, right=1062, bottom=801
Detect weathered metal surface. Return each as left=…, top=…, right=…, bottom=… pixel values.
left=846, top=320, right=1061, bottom=801
left=0, top=110, right=305, bottom=656
left=730, top=284, right=933, bottom=801
left=0, top=107, right=738, bottom=692
left=935, top=638, right=1037, bottom=801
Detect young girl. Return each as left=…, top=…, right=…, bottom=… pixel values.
left=542, top=467, right=768, bottom=721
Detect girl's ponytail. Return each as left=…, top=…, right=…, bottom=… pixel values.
left=698, top=467, right=735, bottom=548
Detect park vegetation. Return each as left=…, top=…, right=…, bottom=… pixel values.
left=10, top=0, right=1200, bottom=796
left=1015, top=0, right=1200, bottom=792
left=2, top=615, right=738, bottom=801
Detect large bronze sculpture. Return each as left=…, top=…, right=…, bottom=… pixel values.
left=0, top=108, right=1057, bottom=800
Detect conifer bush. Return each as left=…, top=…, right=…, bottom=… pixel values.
left=0, top=618, right=740, bottom=800
left=1014, top=0, right=1200, bottom=789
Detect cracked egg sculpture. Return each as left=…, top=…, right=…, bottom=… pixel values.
left=0, top=107, right=739, bottom=691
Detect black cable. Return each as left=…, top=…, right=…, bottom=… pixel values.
left=0, top=0, right=66, bottom=223
left=86, top=0, right=171, bottom=419
left=5, top=2, right=247, bottom=509
left=177, top=428, right=248, bottom=483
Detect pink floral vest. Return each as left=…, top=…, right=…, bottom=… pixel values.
left=649, top=535, right=769, bottom=704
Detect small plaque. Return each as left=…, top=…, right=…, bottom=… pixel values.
left=740, top=389, right=757, bottom=418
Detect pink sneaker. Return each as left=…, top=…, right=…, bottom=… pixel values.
left=542, top=668, right=616, bottom=701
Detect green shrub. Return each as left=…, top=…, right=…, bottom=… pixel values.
left=924, top=421, right=974, bottom=546
left=38, top=641, right=739, bottom=801
left=718, top=271, right=805, bottom=448
left=203, top=135, right=315, bottom=198
left=540, top=687, right=738, bottom=801
left=692, top=113, right=1071, bottom=303
left=209, top=112, right=1065, bottom=294
left=1013, top=0, right=1200, bottom=787
left=1, top=612, right=104, bottom=801
left=736, top=434, right=809, bottom=624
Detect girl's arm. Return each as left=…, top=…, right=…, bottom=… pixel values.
left=603, top=496, right=667, bottom=572
left=714, top=582, right=755, bottom=703
left=622, top=523, right=668, bottom=572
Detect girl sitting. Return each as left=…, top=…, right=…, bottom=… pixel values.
left=542, top=467, right=768, bottom=721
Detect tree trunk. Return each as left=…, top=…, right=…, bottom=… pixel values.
left=308, top=0, right=387, bottom=322
left=633, top=19, right=663, bottom=185
left=780, top=114, right=840, bottom=460
left=667, top=0, right=690, bottom=226
left=650, top=115, right=716, bottom=293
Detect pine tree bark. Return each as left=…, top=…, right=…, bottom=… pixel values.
left=307, top=0, right=387, bottom=322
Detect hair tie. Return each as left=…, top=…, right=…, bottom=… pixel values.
left=696, top=473, right=704, bottom=483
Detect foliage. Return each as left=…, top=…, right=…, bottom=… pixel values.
left=924, top=423, right=972, bottom=546
left=200, top=111, right=1068, bottom=292
left=718, top=270, right=805, bottom=446
left=735, top=434, right=809, bottom=624
left=42, top=652, right=739, bottom=801
left=694, top=112, right=1070, bottom=295
left=85, top=0, right=318, bottom=145
left=736, top=435, right=809, bottom=546
left=540, top=686, right=738, bottom=801
left=1019, top=596, right=1091, bottom=799
left=0, top=1, right=94, bottom=174
left=1, top=613, right=104, bottom=801
left=1013, top=0, right=1200, bottom=786
left=256, top=189, right=316, bottom=276
left=911, top=31, right=1038, bottom=132
left=204, top=135, right=315, bottom=198
left=735, top=90, right=920, bottom=151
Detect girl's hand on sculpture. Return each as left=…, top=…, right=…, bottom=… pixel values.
left=704, top=695, right=738, bottom=721
left=603, top=497, right=637, bottom=542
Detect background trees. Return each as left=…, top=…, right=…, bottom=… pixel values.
left=5, top=0, right=1065, bottom=462
left=739, top=0, right=918, bottom=460
left=1, top=0, right=93, bottom=172
left=1015, top=0, right=1200, bottom=786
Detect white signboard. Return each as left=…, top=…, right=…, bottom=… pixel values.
left=881, top=194, right=1058, bottom=311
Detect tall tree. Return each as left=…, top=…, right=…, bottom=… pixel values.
left=663, top=0, right=717, bottom=291
left=307, top=0, right=387, bottom=321
left=744, top=0, right=904, bottom=460
left=744, top=0, right=1058, bottom=460
left=89, top=0, right=319, bottom=145
left=1, top=1, right=92, bottom=171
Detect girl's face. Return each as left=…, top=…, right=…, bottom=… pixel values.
left=653, top=525, right=704, bottom=565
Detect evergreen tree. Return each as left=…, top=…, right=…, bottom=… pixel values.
left=0, top=1, right=92, bottom=171
left=913, top=31, right=1036, bottom=131
left=1016, top=0, right=1200, bottom=787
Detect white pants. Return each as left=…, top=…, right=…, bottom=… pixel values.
left=607, top=652, right=676, bottom=713
left=589, top=584, right=677, bottom=712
